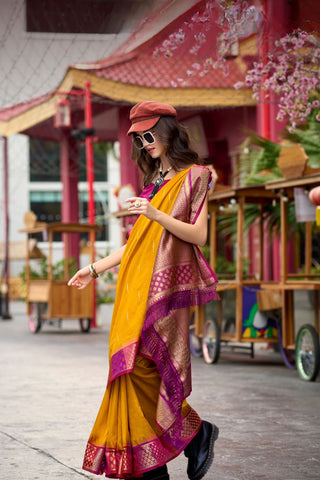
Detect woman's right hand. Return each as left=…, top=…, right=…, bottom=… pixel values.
left=68, top=266, right=93, bottom=290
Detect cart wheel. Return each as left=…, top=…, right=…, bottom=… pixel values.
left=296, top=324, right=320, bottom=382
left=202, top=317, right=220, bottom=364
left=29, top=303, right=42, bottom=333
left=189, top=311, right=203, bottom=357
left=79, top=318, right=91, bottom=333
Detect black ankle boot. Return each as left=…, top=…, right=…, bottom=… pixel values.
left=134, top=464, right=169, bottom=480
left=184, top=421, right=219, bottom=480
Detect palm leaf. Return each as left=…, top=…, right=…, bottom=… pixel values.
left=285, top=106, right=320, bottom=167
left=238, top=132, right=282, bottom=186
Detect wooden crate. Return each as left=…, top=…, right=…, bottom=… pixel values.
left=28, top=280, right=50, bottom=302
left=49, top=281, right=93, bottom=318
left=277, top=144, right=308, bottom=179
left=256, top=289, right=282, bottom=311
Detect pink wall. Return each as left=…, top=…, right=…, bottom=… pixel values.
left=202, top=106, right=256, bottom=184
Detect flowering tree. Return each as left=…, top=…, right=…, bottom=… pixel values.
left=153, top=0, right=320, bottom=130
left=235, top=29, right=320, bottom=131
left=153, top=0, right=260, bottom=81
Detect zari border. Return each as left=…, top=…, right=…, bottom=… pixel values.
left=82, top=407, right=201, bottom=478
left=108, top=342, right=139, bottom=385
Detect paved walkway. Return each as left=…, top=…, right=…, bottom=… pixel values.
left=0, top=301, right=319, bottom=480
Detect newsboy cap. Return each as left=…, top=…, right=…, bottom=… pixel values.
left=127, top=101, right=177, bottom=134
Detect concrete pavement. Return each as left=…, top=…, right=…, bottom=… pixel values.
left=0, top=301, right=319, bottom=480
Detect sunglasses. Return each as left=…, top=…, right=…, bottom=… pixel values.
left=133, top=131, right=156, bottom=149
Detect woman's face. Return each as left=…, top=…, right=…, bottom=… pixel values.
left=134, top=130, right=166, bottom=159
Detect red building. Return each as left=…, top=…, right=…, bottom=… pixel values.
left=0, top=0, right=318, bottom=271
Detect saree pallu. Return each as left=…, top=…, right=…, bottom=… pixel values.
left=83, top=166, right=219, bottom=478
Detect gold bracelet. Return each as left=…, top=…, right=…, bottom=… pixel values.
left=89, top=263, right=99, bottom=279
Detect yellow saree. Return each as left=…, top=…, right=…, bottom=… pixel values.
left=82, top=166, right=218, bottom=478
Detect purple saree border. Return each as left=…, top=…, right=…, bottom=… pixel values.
left=144, top=287, right=219, bottom=331
left=108, top=342, right=139, bottom=385
left=108, top=287, right=218, bottom=385
left=82, top=408, right=201, bottom=478
left=141, top=324, right=186, bottom=442
left=188, top=166, right=212, bottom=225
left=141, top=286, right=218, bottom=443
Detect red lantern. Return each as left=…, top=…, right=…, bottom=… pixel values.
left=309, top=186, right=320, bottom=226
left=54, top=98, right=71, bottom=128
left=309, top=186, right=320, bottom=206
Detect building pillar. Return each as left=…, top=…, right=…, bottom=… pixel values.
left=118, top=106, right=140, bottom=193
left=60, top=132, right=80, bottom=263
left=256, top=0, right=292, bottom=281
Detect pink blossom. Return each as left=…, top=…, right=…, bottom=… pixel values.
left=234, top=81, right=244, bottom=89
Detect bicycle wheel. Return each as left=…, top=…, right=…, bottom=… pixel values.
left=79, top=318, right=91, bottom=333
left=296, top=324, right=320, bottom=381
left=189, top=311, right=203, bottom=357
left=202, top=317, right=220, bottom=364
left=29, top=303, right=42, bottom=333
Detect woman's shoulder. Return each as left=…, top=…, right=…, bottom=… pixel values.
left=188, top=164, right=217, bottom=191
left=189, top=164, right=212, bottom=178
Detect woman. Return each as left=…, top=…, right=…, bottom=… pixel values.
left=68, top=101, right=219, bottom=480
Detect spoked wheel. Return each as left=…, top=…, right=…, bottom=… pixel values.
left=29, top=303, right=42, bottom=333
left=296, top=324, right=320, bottom=381
left=202, top=317, right=220, bottom=364
left=79, top=318, right=91, bottom=333
left=189, top=311, right=203, bottom=357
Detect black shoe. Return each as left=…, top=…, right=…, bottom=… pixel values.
left=140, top=464, right=169, bottom=480
left=184, top=421, right=219, bottom=480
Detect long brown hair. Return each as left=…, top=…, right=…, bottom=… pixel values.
left=131, top=116, right=202, bottom=186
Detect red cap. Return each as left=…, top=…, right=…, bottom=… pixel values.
left=127, top=101, right=177, bottom=134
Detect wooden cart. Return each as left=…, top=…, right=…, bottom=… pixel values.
left=21, top=220, right=102, bottom=333
left=191, top=175, right=320, bottom=381
left=190, top=184, right=285, bottom=364
left=265, top=173, right=320, bottom=380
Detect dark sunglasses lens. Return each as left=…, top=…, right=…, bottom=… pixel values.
left=143, top=132, right=155, bottom=144
left=134, top=136, right=144, bottom=149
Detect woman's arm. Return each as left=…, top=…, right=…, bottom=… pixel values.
left=127, top=197, right=208, bottom=247
left=68, top=244, right=126, bottom=289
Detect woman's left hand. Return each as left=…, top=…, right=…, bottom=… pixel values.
left=127, top=197, right=157, bottom=220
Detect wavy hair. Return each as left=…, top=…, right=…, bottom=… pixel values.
left=131, top=116, right=202, bottom=186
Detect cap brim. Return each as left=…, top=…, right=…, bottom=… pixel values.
left=127, top=116, right=160, bottom=135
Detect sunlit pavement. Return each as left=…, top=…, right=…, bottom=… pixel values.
left=0, top=301, right=319, bottom=480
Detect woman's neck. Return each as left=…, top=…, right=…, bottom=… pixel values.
left=159, top=154, right=171, bottom=172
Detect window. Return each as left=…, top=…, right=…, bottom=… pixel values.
left=29, top=138, right=109, bottom=182
left=29, top=190, right=109, bottom=241
left=30, top=139, right=60, bottom=182
left=79, top=190, right=109, bottom=241
left=79, top=143, right=108, bottom=182
left=30, top=191, right=62, bottom=223
left=29, top=138, right=115, bottom=242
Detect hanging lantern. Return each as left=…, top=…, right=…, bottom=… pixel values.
left=54, top=98, right=71, bottom=128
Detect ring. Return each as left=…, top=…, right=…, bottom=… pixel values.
left=134, top=200, right=141, bottom=208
